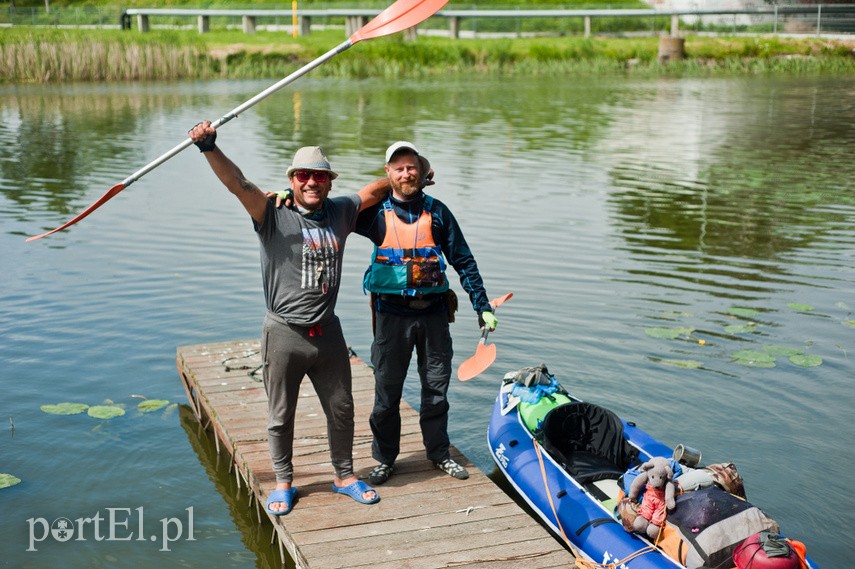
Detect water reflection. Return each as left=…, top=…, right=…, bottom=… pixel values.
left=178, top=405, right=287, bottom=569
left=2, top=75, right=853, bottom=568
left=603, top=77, right=855, bottom=263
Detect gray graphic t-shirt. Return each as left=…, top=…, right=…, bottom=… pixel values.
left=255, top=194, right=360, bottom=326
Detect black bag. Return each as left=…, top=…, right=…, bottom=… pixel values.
left=666, top=486, right=779, bottom=568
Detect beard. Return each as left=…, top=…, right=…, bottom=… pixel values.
left=391, top=178, right=422, bottom=200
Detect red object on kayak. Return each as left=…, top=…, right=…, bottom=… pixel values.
left=733, top=532, right=801, bottom=569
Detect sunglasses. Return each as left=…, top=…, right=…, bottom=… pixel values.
left=292, top=170, right=330, bottom=184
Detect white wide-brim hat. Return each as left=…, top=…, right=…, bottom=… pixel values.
left=286, top=146, right=339, bottom=179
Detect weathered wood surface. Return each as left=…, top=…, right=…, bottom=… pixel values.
left=176, top=339, right=572, bottom=568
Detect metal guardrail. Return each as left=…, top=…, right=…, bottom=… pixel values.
left=0, top=4, right=840, bottom=38
left=121, top=5, right=855, bottom=37
left=122, top=7, right=387, bottom=35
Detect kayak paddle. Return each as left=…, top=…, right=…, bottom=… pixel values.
left=457, top=292, right=513, bottom=381
left=26, top=0, right=448, bottom=242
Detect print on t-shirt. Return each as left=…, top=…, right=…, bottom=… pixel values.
left=301, top=227, right=340, bottom=292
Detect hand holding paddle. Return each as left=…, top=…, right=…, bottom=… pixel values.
left=26, top=0, right=448, bottom=242
left=457, top=292, right=513, bottom=381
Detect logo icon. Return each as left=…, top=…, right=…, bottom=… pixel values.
left=51, top=518, right=74, bottom=542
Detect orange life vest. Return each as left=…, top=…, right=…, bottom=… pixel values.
left=363, top=196, right=449, bottom=296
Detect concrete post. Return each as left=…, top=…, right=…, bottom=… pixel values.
left=449, top=16, right=459, bottom=39
left=671, top=14, right=679, bottom=36
left=345, top=16, right=367, bottom=36
left=658, top=36, right=685, bottom=63
left=299, top=15, right=311, bottom=36
left=198, top=15, right=209, bottom=33
left=137, top=14, right=149, bottom=32
left=584, top=15, right=591, bottom=37
left=243, top=15, right=256, bottom=34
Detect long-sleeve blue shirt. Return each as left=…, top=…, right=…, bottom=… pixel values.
left=355, top=191, right=491, bottom=316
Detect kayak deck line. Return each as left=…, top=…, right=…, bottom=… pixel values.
left=176, top=339, right=573, bottom=568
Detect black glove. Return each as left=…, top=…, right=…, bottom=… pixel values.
left=190, top=123, right=217, bottom=153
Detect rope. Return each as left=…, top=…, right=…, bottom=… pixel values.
left=221, top=351, right=263, bottom=380
left=532, top=437, right=658, bottom=569
left=533, top=438, right=574, bottom=549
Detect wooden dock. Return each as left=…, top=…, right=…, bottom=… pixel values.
left=176, top=339, right=573, bottom=568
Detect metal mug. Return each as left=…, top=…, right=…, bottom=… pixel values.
left=673, top=444, right=702, bottom=467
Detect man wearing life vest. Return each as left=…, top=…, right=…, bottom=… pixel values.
left=357, top=141, right=497, bottom=485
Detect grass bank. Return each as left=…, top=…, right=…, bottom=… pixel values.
left=2, top=28, right=854, bottom=83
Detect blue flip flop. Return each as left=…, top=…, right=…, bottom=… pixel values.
left=265, top=487, right=297, bottom=516
left=332, top=480, right=380, bottom=505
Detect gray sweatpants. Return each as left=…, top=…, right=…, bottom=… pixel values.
left=261, top=313, right=355, bottom=483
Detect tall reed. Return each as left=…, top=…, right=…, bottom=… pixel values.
left=1, top=31, right=853, bottom=83
left=0, top=40, right=212, bottom=82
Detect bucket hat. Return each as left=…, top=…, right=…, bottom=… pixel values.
left=286, top=146, right=338, bottom=179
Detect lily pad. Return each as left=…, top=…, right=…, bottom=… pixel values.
left=645, top=326, right=695, bottom=340
left=87, top=406, right=125, bottom=419
left=845, top=320, right=855, bottom=328
left=661, top=359, right=702, bottom=369
left=732, top=350, right=776, bottom=368
left=789, top=354, right=823, bottom=367
left=727, top=307, right=760, bottom=318
left=734, top=359, right=776, bottom=368
left=724, top=323, right=756, bottom=335
left=763, top=345, right=803, bottom=357
left=787, top=303, right=815, bottom=311
left=137, top=399, right=169, bottom=413
left=40, top=402, right=89, bottom=415
left=0, top=473, right=22, bottom=489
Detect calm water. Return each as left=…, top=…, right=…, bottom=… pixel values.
left=1, top=74, right=853, bottom=568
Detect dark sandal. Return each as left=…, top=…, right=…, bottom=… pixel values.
left=434, top=458, right=469, bottom=480
left=368, top=463, right=394, bottom=485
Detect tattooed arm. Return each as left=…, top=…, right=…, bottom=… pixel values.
left=189, top=120, right=268, bottom=225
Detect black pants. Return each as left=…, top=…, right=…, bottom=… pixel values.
left=369, top=309, right=453, bottom=465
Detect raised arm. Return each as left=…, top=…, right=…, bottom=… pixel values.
left=357, top=178, right=392, bottom=212
left=188, top=121, right=269, bottom=225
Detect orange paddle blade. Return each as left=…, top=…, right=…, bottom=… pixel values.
left=457, top=291, right=513, bottom=381
left=350, top=0, right=448, bottom=43
left=490, top=292, right=513, bottom=309
left=26, top=183, right=127, bottom=242
left=457, top=341, right=497, bottom=382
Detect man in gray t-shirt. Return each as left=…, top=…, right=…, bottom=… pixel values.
left=189, top=120, right=389, bottom=516
left=256, top=190, right=359, bottom=326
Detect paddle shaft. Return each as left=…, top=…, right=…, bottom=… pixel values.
left=27, top=0, right=451, bottom=241
left=120, top=40, right=354, bottom=191
left=476, top=324, right=492, bottom=346
left=477, top=292, right=512, bottom=345
left=470, top=292, right=509, bottom=347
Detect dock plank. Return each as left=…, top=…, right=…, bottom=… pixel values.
left=177, top=339, right=573, bottom=568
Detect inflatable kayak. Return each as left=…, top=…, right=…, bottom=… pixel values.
left=487, top=365, right=819, bottom=569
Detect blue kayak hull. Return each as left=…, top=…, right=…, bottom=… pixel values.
left=487, top=386, right=819, bottom=569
